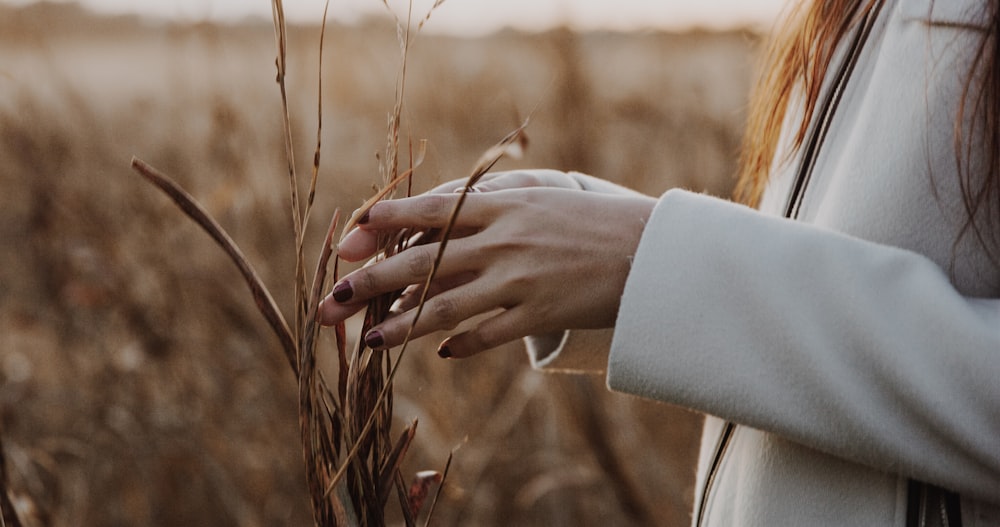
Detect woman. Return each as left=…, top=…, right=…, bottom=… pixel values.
left=320, top=0, right=1000, bottom=525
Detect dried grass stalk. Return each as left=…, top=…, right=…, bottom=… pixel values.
left=130, top=1, right=458, bottom=525
left=323, top=118, right=529, bottom=503
left=129, top=157, right=297, bottom=372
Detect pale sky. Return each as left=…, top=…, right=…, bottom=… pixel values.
left=7, top=0, right=789, bottom=35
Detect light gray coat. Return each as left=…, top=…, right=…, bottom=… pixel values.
left=530, top=0, right=1000, bottom=524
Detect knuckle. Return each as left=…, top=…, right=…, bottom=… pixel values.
left=467, top=325, right=504, bottom=353
left=416, top=194, right=451, bottom=222
left=357, top=268, right=379, bottom=296
left=428, top=296, right=460, bottom=329
left=404, top=248, right=434, bottom=279
left=466, top=329, right=492, bottom=351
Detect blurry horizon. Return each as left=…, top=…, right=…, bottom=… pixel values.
left=2, top=0, right=788, bottom=35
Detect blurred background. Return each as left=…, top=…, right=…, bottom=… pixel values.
left=0, top=0, right=766, bottom=525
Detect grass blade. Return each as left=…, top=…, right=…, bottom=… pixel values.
left=302, top=0, right=332, bottom=233
left=421, top=451, right=453, bottom=527
left=130, top=157, right=298, bottom=373
left=271, top=0, right=308, bottom=347
left=377, top=421, right=417, bottom=507
left=302, top=210, right=341, bottom=365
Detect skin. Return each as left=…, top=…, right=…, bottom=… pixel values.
left=318, top=170, right=657, bottom=358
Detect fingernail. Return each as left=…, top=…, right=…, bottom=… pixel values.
left=332, top=281, right=353, bottom=303
left=437, top=344, right=452, bottom=359
left=365, top=330, right=385, bottom=349
left=358, top=211, right=370, bottom=225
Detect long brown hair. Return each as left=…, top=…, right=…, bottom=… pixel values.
left=736, top=0, right=1000, bottom=262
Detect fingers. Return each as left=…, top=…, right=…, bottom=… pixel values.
left=323, top=193, right=493, bottom=327
left=317, top=285, right=368, bottom=327
left=435, top=308, right=526, bottom=359
left=362, top=271, right=517, bottom=349
left=339, top=172, right=583, bottom=262
left=389, top=271, right=477, bottom=315
left=337, top=193, right=491, bottom=262
left=367, top=193, right=491, bottom=231
left=319, top=234, right=479, bottom=326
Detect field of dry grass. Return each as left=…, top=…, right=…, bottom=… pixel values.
left=0, top=2, right=760, bottom=525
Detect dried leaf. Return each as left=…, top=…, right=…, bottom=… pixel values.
left=407, top=470, right=443, bottom=519
left=377, top=421, right=418, bottom=507
left=130, top=157, right=297, bottom=372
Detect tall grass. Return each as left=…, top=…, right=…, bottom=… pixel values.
left=0, top=3, right=756, bottom=523
left=133, top=2, right=539, bottom=518
left=127, top=1, right=523, bottom=524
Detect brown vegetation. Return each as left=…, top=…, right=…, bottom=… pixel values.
left=0, top=2, right=759, bottom=525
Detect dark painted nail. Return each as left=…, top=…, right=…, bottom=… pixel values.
left=437, top=344, right=452, bottom=359
left=358, top=211, right=370, bottom=225
left=365, top=330, right=385, bottom=349
left=332, top=281, right=353, bottom=303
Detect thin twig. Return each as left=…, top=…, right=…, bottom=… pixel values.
left=422, top=450, right=454, bottom=527
left=302, top=0, right=332, bottom=233
left=271, top=0, right=308, bottom=347
left=302, top=210, right=341, bottom=371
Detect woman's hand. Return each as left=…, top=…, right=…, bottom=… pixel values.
left=318, top=174, right=656, bottom=358
left=336, top=169, right=643, bottom=261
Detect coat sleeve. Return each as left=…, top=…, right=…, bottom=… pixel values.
left=606, top=188, right=1000, bottom=502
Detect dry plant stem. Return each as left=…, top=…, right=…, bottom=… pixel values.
left=378, top=0, right=412, bottom=188
left=130, top=157, right=356, bottom=523
left=325, top=121, right=529, bottom=498
left=421, top=451, right=453, bottom=527
left=129, top=157, right=298, bottom=372
left=300, top=212, right=352, bottom=525
left=271, top=0, right=308, bottom=347
left=377, top=421, right=417, bottom=508
left=302, top=211, right=341, bottom=374
left=316, top=0, right=452, bottom=519
left=395, top=473, right=418, bottom=527
left=317, top=0, right=423, bottom=508
left=132, top=1, right=448, bottom=522
left=400, top=119, right=531, bottom=342
left=302, top=0, right=332, bottom=233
